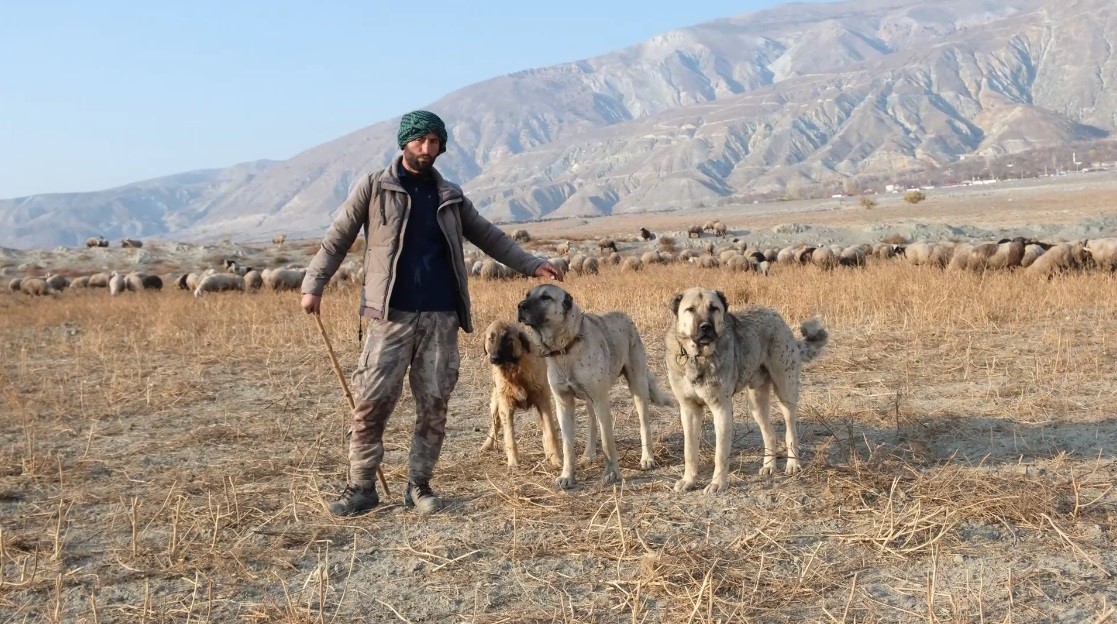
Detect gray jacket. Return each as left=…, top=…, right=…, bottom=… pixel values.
left=301, top=156, right=543, bottom=333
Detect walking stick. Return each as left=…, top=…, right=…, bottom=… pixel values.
left=313, top=312, right=390, bottom=496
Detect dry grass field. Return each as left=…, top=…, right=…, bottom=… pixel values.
left=2, top=259, right=1117, bottom=622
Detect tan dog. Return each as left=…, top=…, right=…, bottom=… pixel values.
left=517, top=284, right=672, bottom=488
left=480, top=320, right=562, bottom=468
left=665, top=288, right=829, bottom=493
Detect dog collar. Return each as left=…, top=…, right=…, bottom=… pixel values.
left=541, top=334, right=581, bottom=358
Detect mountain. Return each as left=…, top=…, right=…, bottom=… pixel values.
left=3, top=0, right=1115, bottom=249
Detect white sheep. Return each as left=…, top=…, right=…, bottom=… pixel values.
left=261, top=268, right=306, bottom=291
left=109, top=272, right=127, bottom=296
left=1020, top=244, right=1046, bottom=268
left=1086, top=238, right=1117, bottom=271
left=20, top=278, right=54, bottom=296
left=194, top=273, right=246, bottom=296
left=244, top=269, right=263, bottom=290
left=581, top=257, right=600, bottom=275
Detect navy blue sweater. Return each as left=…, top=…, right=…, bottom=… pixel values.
left=388, top=163, right=457, bottom=312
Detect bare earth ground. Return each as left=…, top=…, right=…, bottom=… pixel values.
left=2, top=179, right=1117, bottom=623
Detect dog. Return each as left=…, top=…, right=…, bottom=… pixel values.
left=517, top=284, right=672, bottom=488
left=479, top=320, right=562, bottom=468
left=665, top=288, right=829, bottom=494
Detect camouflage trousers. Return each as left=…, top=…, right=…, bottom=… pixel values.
left=348, top=310, right=460, bottom=489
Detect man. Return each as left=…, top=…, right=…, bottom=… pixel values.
left=301, top=110, right=563, bottom=517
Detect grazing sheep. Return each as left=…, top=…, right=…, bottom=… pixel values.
left=109, top=272, right=127, bottom=296
left=983, top=237, right=1026, bottom=271
left=927, top=243, right=955, bottom=269
left=776, top=246, right=797, bottom=264
left=758, top=260, right=772, bottom=276
left=141, top=275, right=163, bottom=290
left=273, top=234, right=286, bottom=246
left=947, top=243, right=975, bottom=271
left=85, top=236, right=109, bottom=248
left=704, top=242, right=716, bottom=256
left=1020, top=244, right=1046, bottom=268
left=658, top=252, right=676, bottom=263
left=20, top=278, right=54, bottom=296
left=1086, top=238, right=1117, bottom=271
left=555, top=242, right=570, bottom=256
left=607, top=252, right=621, bottom=265
left=194, top=273, right=246, bottom=296
left=621, top=257, right=643, bottom=271
left=70, top=276, right=90, bottom=289
left=838, top=246, right=866, bottom=267
left=174, top=274, right=190, bottom=290
left=124, top=272, right=147, bottom=292
left=569, top=255, right=586, bottom=274
left=712, top=221, right=728, bottom=236
left=724, top=255, right=751, bottom=272
left=120, top=238, right=143, bottom=248
left=8, top=277, right=23, bottom=292
left=87, top=272, right=111, bottom=288
left=261, top=267, right=306, bottom=291
left=548, top=257, right=570, bottom=273
left=512, top=229, right=531, bottom=243
left=797, top=247, right=817, bottom=264
left=811, top=246, right=837, bottom=270
left=702, top=220, right=717, bottom=232
left=697, top=256, right=719, bottom=269
left=1026, top=242, right=1091, bottom=278
left=244, top=269, right=263, bottom=290
left=718, top=250, right=739, bottom=264
left=640, top=251, right=660, bottom=265
left=678, top=249, right=698, bottom=261
left=185, top=273, right=203, bottom=291
left=470, top=260, right=484, bottom=277
left=44, top=274, right=70, bottom=290
left=687, top=224, right=703, bottom=238
left=598, top=239, right=618, bottom=253
left=581, top=257, right=600, bottom=275
left=639, top=227, right=656, bottom=241
left=480, top=260, right=511, bottom=280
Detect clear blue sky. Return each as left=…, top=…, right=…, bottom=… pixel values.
left=0, top=1, right=830, bottom=199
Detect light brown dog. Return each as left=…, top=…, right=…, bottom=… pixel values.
left=665, top=288, right=829, bottom=493
left=480, top=320, right=562, bottom=468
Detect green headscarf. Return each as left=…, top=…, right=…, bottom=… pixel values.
left=397, top=110, right=448, bottom=154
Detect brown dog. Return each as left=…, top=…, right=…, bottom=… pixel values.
left=480, top=320, right=562, bottom=468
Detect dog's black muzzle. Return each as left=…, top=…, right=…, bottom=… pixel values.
left=694, top=322, right=716, bottom=345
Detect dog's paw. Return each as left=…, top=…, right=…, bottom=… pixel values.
left=506, top=459, right=520, bottom=469
left=555, top=474, right=577, bottom=489
left=546, top=454, right=563, bottom=469
left=758, top=464, right=775, bottom=477
left=785, top=459, right=802, bottom=475
left=640, top=455, right=656, bottom=470
left=602, top=467, right=622, bottom=485
left=673, top=478, right=698, bottom=492
left=578, top=453, right=597, bottom=465
left=703, top=479, right=728, bottom=494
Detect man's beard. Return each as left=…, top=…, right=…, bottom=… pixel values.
left=404, top=151, right=435, bottom=174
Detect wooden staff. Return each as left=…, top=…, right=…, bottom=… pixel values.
left=313, top=312, right=390, bottom=496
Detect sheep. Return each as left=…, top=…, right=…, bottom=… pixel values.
left=702, top=220, right=717, bottom=232
left=581, top=257, right=600, bottom=275
left=811, top=246, right=837, bottom=270
left=479, top=260, right=511, bottom=280
left=598, top=239, right=618, bottom=253
left=261, top=268, right=306, bottom=291
left=712, top=221, right=728, bottom=236
left=87, top=272, right=111, bottom=288
left=555, top=242, right=570, bottom=256
left=174, top=274, right=190, bottom=290
left=124, top=272, right=147, bottom=292
left=639, top=227, right=656, bottom=241
left=697, top=256, right=719, bottom=269
left=548, top=257, right=570, bottom=273
left=511, top=229, right=531, bottom=243
left=607, top=252, right=621, bottom=265
left=677, top=249, right=698, bottom=262
left=704, top=242, right=716, bottom=256
left=776, top=246, right=797, bottom=264
left=273, top=234, right=286, bottom=246
left=982, top=238, right=1026, bottom=271
left=1026, top=242, right=1091, bottom=278
left=141, top=275, right=163, bottom=290
left=70, top=276, right=90, bottom=289
left=640, top=251, right=660, bottom=265
left=838, top=246, right=866, bottom=267
left=1020, top=244, right=1046, bottom=269
left=1086, top=238, right=1117, bottom=271
left=244, top=269, right=264, bottom=290
left=621, top=257, right=643, bottom=271
left=44, top=274, right=70, bottom=290
left=569, top=254, right=586, bottom=274
left=20, top=278, right=54, bottom=296
left=120, top=238, right=143, bottom=248
left=185, top=273, right=203, bottom=291
left=763, top=248, right=779, bottom=262
left=724, top=255, right=751, bottom=272
left=758, top=260, right=772, bottom=276
left=85, top=236, right=109, bottom=248
left=718, top=250, right=739, bottom=264
left=687, top=224, right=703, bottom=238
left=8, top=277, right=22, bottom=292
left=928, top=243, right=955, bottom=269
left=470, top=261, right=483, bottom=277
left=109, top=272, right=127, bottom=296
left=658, top=252, right=676, bottom=263
left=194, top=273, right=246, bottom=296
left=947, top=243, right=975, bottom=271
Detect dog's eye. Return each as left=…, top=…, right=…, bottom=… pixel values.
left=684, top=306, right=695, bottom=314
left=540, top=294, right=551, bottom=301
left=708, top=305, right=719, bottom=313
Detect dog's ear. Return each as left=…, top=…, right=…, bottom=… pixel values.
left=518, top=330, right=532, bottom=355
left=715, top=290, right=728, bottom=312
left=670, top=292, right=684, bottom=317
left=562, top=291, right=573, bottom=313
left=481, top=332, right=490, bottom=356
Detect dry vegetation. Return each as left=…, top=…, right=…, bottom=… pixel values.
left=2, top=262, right=1116, bottom=622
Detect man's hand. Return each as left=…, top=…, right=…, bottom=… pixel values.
left=535, top=262, right=564, bottom=282
left=301, top=293, right=322, bottom=314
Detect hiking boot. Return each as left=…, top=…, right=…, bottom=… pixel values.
left=329, top=483, right=379, bottom=517
left=404, top=481, right=443, bottom=514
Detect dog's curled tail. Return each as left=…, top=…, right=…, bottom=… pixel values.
left=647, top=372, right=675, bottom=407
left=798, top=316, right=830, bottom=364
